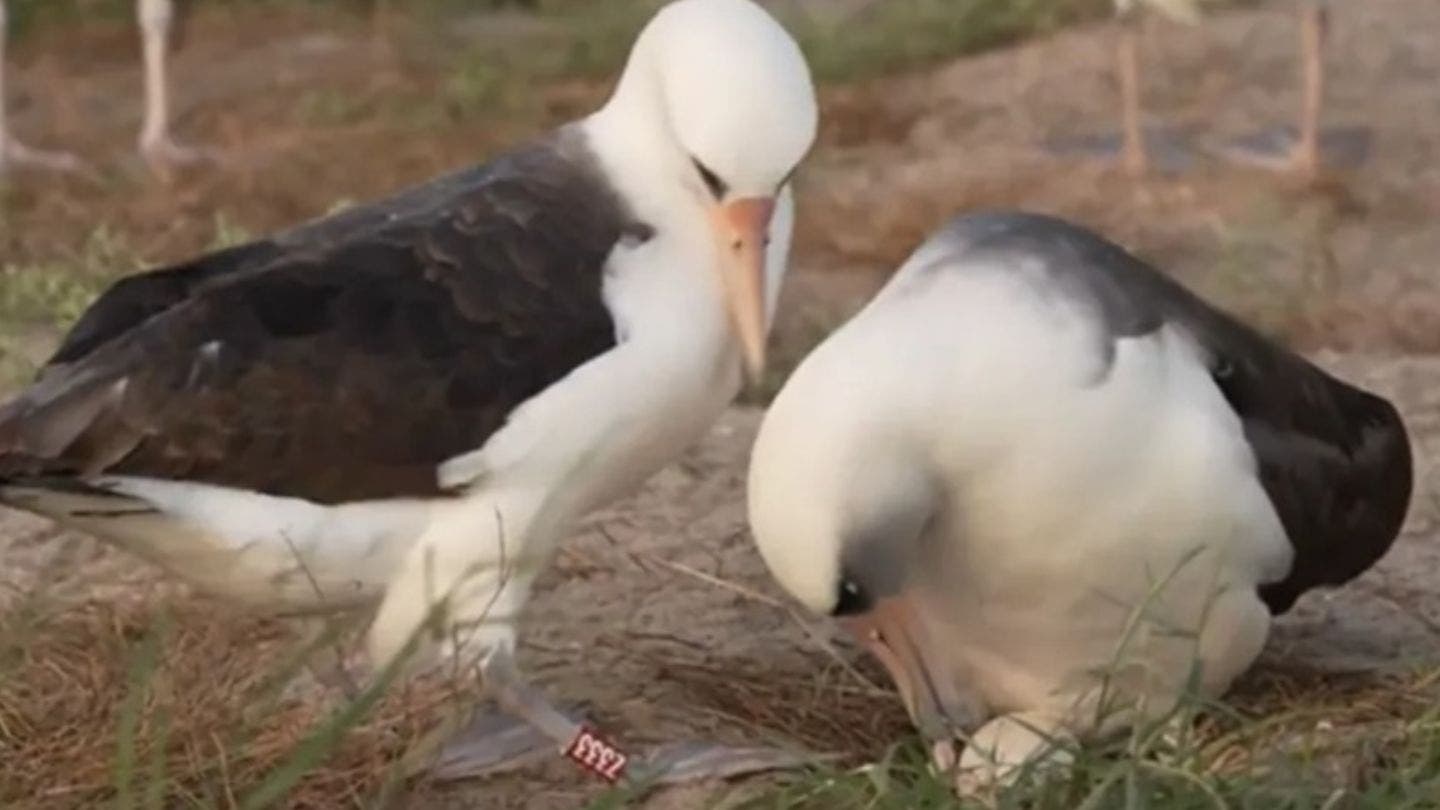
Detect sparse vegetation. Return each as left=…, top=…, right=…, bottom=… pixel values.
left=0, top=227, right=134, bottom=386
left=722, top=657, right=1440, bottom=809
left=732, top=702, right=1440, bottom=810
left=0, top=0, right=1436, bottom=807
left=0, top=585, right=481, bottom=807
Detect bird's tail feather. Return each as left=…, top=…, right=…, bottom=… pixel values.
left=0, top=369, right=130, bottom=483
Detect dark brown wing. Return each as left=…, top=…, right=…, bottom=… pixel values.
left=47, top=157, right=511, bottom=372
left=1191, top=320, right=1413, bottom=614
left=0, top=128, right=642, bottom=504
left=936, top=212, right=1414, bottom=614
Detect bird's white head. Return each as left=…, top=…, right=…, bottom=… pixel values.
left=749, top=378, right=965, bottom=744
left=595, top=0, right=818, bottom=382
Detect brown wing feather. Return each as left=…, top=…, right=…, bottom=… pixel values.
left=0, top=129, right=639, bottom=504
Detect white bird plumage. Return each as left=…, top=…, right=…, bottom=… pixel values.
left=748, top=211, right=1410, bottom=790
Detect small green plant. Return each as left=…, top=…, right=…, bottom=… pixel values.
left=444, top=54, right=511, bottom=116
left=0, top=214, right=251, bottom=389
left=208, top=210, right=254, bottom=252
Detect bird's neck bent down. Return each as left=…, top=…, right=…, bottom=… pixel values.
left=579, top=102, right=753, bottom=388
left=584, top=97, right=692, bottom=219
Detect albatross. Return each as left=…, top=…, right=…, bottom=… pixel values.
left=748, top=211, right=1411, bottom=789
left=0, top=0, right=816, bottom=783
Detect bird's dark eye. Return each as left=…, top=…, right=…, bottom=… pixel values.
left=691, top=157, right=728, bottom=200
left=832, top=579, right=871, bottom=617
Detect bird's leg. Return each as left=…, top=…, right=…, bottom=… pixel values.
left=1, top=130, right=84, bottom=173
left=1217, top=2, right=1344, bottom=173
left=136, top=0, right=214, bottom=174
left=1290, top=1, right=1327, bottom=177
left=378, top=531, right=817, bottom=786
left=418, top=646, right=588, bottom=781
left=422, top=647, right=817, bottom=786
left=1116, top=14, right=1147, bottom=177
left=0, top=0, right=82, bottom=173
left=481, top=645, right=588, bottom=750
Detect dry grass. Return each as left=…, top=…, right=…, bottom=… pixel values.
left=731, top=668, right=1440, bottom=810
left=658, top=656, right=911, bottom=760
left=0, top=542, right=914, bottom=808
left=0, top=590, right=480, bottom=809
left=4, top=503, right=1440, bottom=809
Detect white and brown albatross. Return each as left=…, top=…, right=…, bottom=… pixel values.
left=748, top=212, right=1411, bottom=789
left=0, top=0, right=817, bottom=783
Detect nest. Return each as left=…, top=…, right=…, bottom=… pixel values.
left=657, top=655, right=911, bottom=762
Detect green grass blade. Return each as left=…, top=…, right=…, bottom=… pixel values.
left=113, top=612, right=171, bottom=810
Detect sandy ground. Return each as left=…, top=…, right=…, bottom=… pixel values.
left=1, top=0, right=1438, bottom=806
left=781, top=0, right=1440, bottom=357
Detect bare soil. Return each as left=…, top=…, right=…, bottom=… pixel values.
left=1, top=0, right=1438, bottom=807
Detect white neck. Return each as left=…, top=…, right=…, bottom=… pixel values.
left=583, top=71, right=697, bottom=237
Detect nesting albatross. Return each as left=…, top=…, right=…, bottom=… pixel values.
left=0, top=0, right=817, bottom=783
left=748, top=212, right=1411, bottom=789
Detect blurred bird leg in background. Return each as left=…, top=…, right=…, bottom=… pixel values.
left=137, top=0, right=216, bottom=173
left=1113, top=0, right=1203, bottom=177
left=0, top=0, right=83, bottom=173
left=1116, top=9, right=1147, bottom=176
left=1292, top=0, right=1327, bottom=175
left=1218, top=2, right=1356, bottom=177
left=1044, top=0, right=1203, bottom=175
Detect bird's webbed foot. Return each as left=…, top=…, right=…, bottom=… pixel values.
left=1, top=135, right=86, bottom=174
left=140, top=133, right=220, bottom=177
left=419, top=648, right=818, bottom=788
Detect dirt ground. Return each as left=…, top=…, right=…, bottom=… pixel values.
left=1, top=0, right=1438, bottom=807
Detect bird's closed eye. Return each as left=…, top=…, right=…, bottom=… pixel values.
left=691, top=157, right=728, bottom=200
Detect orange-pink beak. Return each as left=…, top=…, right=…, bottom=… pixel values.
left=710, top=196, right=776, bottom=385
left=839, top=594, right=977, bottom=744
